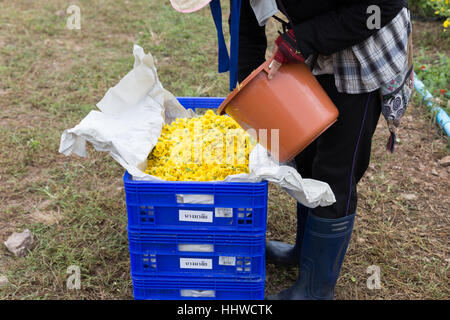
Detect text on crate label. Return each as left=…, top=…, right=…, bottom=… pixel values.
left=215, top=207, right=233, bottom=218
left=179, top=210, right=213, bottom=223
left=180, top=258, right=213, bottom=269
left=219, top=256, right=236, bottom=266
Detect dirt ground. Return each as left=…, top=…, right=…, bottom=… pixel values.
left=266, top=100, right=449, bottom=299
left=0, top=1, right=448, bottom=299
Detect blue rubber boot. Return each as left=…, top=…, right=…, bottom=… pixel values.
left=266, top=203, right=308, bottom=268
left=267, top=211, right=356, bottom=300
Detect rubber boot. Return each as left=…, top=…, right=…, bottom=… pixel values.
left=267, top=210, right=356, bottom=300
left=266, top=202, right=308, bottom=268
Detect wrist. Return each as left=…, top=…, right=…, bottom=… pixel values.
left=274, top=29, right=305, bottom=64
left=274, top=48, right=289, bottom=64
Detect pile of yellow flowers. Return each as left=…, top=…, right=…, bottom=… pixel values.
left=145, top=110, right=256, bottom=181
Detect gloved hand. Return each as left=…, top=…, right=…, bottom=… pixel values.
left=274, top=29, right=305, bottom=64
left=268, top=29, right=305, bottom=80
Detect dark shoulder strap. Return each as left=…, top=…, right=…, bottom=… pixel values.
left=276, top=0, right=294, bottom=29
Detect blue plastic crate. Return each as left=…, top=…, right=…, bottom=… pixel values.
left=132, top=275, right=265, bottom=300
left=124, top=171, right=268, bottom=232
left=176, top=96, right=224, bottom=110
left=128, top=229, right=265, bottom=278
left=124, top=97, right=268, bottom=232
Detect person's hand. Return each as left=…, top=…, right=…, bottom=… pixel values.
left=268, top=29, right=305, bottom=80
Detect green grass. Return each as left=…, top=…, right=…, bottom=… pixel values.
left=415, top=52, right=450, bottom=112
left=0, top=1, right=448, bottom=300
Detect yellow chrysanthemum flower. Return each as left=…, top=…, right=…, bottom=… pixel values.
left=145, top=110, right=256, bottom=181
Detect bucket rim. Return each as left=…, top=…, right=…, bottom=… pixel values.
left=217, top=56, right=274, bottom=115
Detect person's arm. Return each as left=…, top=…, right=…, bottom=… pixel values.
left=290, top=0, right=407, bottom=58
left=235, top=0, right=267, bottom=82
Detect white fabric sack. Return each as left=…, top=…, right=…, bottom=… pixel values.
left=59, top=45, right=335, bottom=208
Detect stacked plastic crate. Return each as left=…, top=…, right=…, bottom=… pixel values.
left=124, top=97, right=268, bottom=300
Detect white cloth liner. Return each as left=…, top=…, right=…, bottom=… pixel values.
left=59, top=45, right=335, bottom=208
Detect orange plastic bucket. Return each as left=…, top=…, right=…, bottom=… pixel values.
left=218, top=57, right=339, bottom=163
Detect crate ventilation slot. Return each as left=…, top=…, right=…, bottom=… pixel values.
left=237, top=208, right=253, bottom=225
left=142, top=253, right=157, bottom=271
left=139, top=206, right=155, bottom=223
left=236, top=257, right=252, bottom=273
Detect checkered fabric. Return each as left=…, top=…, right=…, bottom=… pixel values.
left=314, top=8, right=412, bottom=94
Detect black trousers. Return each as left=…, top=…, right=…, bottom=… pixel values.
left=295, top=74, right=381, bottom=219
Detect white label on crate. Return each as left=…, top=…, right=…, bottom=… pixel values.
left=179, top=210, right=213, bottom=223
left=180, top=289, right=215, bottom=298
left=215, top=207, right=233, bottom=218
left=219, top=256, right=236, bottom=266
left=180, top=258, right=212, bottom=269
left=178, top=244, right=214, bottom=252
left=176, top=194, right=214, bottom=205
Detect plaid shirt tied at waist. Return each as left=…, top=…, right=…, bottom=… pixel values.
left=307, top=7, right=414, bottom=153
